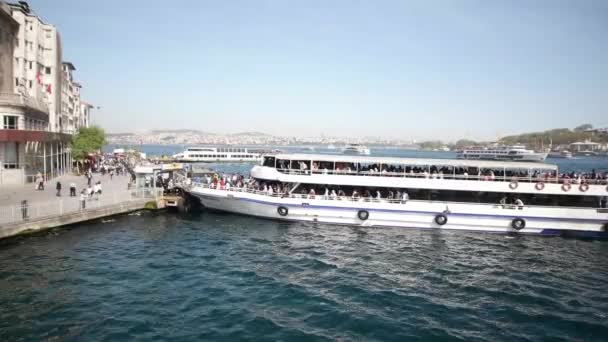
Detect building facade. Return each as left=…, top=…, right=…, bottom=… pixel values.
left=0, top=1, right=91, bottom=186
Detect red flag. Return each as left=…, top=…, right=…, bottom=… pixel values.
left=36, top=71, right=42, bottom=84
left=46, top=84, right=52, bottom=94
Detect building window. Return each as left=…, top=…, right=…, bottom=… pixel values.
left=28, top=80, right=32, bottom=88
left=45, top=67, right=51, bottom=74
left=15, top=78, right=19, bottom=87
left=3, top=116, right=18, bottom=130
left=29, top=61, right=32, bottom=69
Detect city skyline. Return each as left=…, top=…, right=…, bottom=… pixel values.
left=30, top=0, right=608, bottom=140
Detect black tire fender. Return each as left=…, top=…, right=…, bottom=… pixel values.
left=434, top=214, right=448, bottom=226
left=277, top=206, right=288, bottom=216
left=357, top=210, right=369, bottom=221
left=511, top=218, right=526, bottom=230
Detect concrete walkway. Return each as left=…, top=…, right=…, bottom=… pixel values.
left=0, top=171, right=164, bottom=239
left=0, top=172, right=131, bottom=207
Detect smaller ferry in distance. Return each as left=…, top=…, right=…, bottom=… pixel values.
left=343, top=144, right=371, bottom=155
left=172, top=147, right=263, bottom=163
left=457, top=144, right=547, bottom=162
left=548, top=150, right=573, bottom=159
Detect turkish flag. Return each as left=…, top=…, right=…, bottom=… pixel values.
left=36, top=71, right=42, bottom=84
left=46, top=84, right=52, bottom=94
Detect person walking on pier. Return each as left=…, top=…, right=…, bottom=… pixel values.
left=56, top=181, right=62, bottom=197
left=69, top=182, right=76, bottom=197
left=80, top=189, right=87, bottom=210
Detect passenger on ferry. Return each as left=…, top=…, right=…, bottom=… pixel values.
left=308, top=188, right=316, bottom=199
left=401, top=191, right=409, bottom=203
left=514, top=198, right=524, bottom=209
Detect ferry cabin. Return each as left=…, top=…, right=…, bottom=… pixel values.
left=173, top=147, right=261, bottom=162
left=189, top=153, right=608, bottom=237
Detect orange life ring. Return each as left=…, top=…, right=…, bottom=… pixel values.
left=579, top=183, right=589, bottom=192
left=535, top=182, right=545, bottom=191
left=562, top=183, right=572, bottom=192
left=509, top=181, right=518, bottom=190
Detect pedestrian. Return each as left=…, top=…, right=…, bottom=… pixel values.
left=56, top=181, right=62, bottom=197
left=69, top=182, right=76, bottom=196
left=80, top=189, right=87, bottom=210
left=37, top=175, right=44, bottom=190
left=110, top=169, right=114, bottom=180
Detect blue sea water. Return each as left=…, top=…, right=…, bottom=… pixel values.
left=0, top=145, right=606, bottom=340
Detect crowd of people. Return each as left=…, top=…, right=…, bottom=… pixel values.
left=270, top=158, right=608, bottom=185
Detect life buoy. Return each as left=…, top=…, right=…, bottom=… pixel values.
left=535, top=182, right=545, bottom=191
left=511, top=218, right=526, bottom=230
left=579, top=183, right=589, bottom=192
left=434, top=214, right=448, bottom=226
left=277, top=206, right=288, bottom=216
left=357, top=210, right=369, bottom=220
left=562, top=183, right=572, bottom=192
left=509, top=181, right=518, bottom=190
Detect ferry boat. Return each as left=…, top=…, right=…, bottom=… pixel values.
left=187, top=154, right=608, bottom=238
left=172, top=147, right=262, bottom=163
left=343, top=144, right=371, bottom=155
left=457, top=145, right=547, bottom=162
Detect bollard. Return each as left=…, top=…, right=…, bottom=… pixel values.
left=21, top=200, right=28, bottom=220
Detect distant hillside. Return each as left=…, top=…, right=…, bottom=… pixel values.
left=230, top=131, right=271, bottom=137
left=150, top=129, right=211, bottom=134
left=499, top=124, right=607, bottom=147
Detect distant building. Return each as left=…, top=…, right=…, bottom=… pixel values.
left=0, top=1, right=93, bottom=185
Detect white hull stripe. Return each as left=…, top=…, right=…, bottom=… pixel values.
left=208, top=195, right=607, bottom=223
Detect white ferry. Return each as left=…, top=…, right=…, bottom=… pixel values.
left=187, top=154, right=608, bottom=238
left=343, top=144, right=371, bottom=155
left=457, top=145, right=547, bottom=162
left=172, top=147, right=262, bottom=163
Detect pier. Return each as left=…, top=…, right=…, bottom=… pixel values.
left=0, top=173, right=161, bottom=240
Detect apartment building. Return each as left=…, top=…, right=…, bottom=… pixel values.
left=0, top=1, right=92, bottom=185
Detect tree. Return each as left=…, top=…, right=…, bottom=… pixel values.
left=72, top=126, right=106, bottom=171
left=574, top=124, right=593, bottom=132
left=453, top=139, right=477, bottom=149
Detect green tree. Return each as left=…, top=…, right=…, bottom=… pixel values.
left=574, top=123, right=593, bottom=132
left=453, top=139, right=477, bottom=149
left=72, top=126, right=106, bottom=168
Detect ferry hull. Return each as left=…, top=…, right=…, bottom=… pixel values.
left=190, top=187, right=608, bottom=238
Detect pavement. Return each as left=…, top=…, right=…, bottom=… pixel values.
left=0, top=172, right=132, bottom=208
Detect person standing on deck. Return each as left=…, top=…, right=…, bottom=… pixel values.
left=56, top=181, right=62, bottom=197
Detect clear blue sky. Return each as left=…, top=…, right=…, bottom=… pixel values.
left=29, top=0, right=608, bottom=141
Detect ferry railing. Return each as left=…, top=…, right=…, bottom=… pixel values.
left=0, top=189, right=159, bottom=226
left=275, top=168, right=608, bottom=185
left=192, top=183, right=606, bottom=211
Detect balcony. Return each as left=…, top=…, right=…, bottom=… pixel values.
left=0, top=93, right=50, bottom=118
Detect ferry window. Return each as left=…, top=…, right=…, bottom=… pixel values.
left=263, top=156, right=276, bottom=167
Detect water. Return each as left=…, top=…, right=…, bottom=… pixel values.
left=1, top=146, right=606, bottom=340
left=105, top=144, right=608, bottom=173
left=1, top=213, right=608, bottom=341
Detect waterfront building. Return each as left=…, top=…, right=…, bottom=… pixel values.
left=0, top=1, right=92, bottom=185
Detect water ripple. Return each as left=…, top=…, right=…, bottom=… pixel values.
left=1, top=212, right=608, bottom=341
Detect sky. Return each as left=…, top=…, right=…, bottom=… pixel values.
left=28, top=0, right=608, bottom=141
